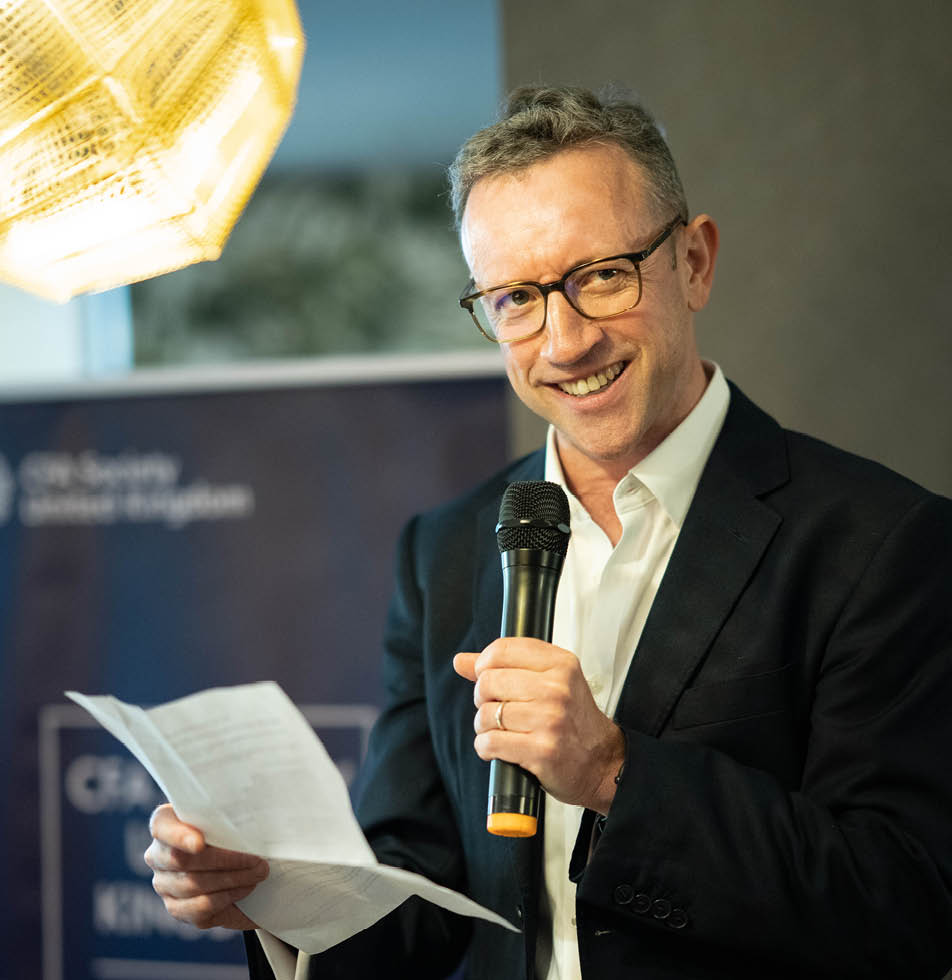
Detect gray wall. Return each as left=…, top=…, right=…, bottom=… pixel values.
left=501, top=1, right=951, bottom=496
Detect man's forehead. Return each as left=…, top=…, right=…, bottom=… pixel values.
left=465, top=144, right=650, bottom=211
left=460, top=144, right=656, bottom=280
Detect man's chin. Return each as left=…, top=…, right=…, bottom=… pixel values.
left=552, top=427, right=649, bottom=475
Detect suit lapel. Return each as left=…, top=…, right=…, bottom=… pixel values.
left=614, top=387, right=789, bottom=736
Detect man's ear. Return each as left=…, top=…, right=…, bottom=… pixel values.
left=682, top=214, right=718, bottom=312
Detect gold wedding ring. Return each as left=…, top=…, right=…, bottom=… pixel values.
left=495, top=701, right=506, bottom=731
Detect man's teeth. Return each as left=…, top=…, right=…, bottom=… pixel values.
left=558, top=362, right=624, bottom=397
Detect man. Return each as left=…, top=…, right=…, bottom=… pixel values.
left=147, top=87, right=952, bottom=978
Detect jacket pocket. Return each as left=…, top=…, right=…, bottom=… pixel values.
left=671, top=664, right=792, bottom=730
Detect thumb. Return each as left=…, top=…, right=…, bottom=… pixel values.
left=453, top=652, right=479, bottom=682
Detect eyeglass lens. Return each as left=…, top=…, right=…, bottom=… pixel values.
left=473, top=257, right=642, bottom=342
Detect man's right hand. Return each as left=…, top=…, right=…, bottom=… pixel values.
left=145, top=803, right=270, bottom=931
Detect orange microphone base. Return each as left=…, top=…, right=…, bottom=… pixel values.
left=487, top=812, right=538, bottom=837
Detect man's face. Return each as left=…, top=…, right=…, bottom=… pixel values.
left=460, top=144, right=715, bottom=478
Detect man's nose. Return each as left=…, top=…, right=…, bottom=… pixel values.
left=540, top=292, right=600, bottom=363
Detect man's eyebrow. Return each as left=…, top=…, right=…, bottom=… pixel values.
left=479, top=251, right=621, bottom=290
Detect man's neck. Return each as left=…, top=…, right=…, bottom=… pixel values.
left=557, top=450, right=627, bottom=546
left=554, top=363, right=713, bottom=546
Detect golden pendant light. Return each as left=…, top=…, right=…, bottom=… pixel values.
left=0, top=0, right=304, bottom=302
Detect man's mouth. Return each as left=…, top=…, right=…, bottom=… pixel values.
left=556, top=361, right=626, bottom=397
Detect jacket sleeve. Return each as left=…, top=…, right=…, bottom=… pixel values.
left=576, top=494, right=952, bottom=978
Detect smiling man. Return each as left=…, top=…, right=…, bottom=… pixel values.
left=147, top=87, right=952, bottom=980
left=458, top=140, right=714, bottom=543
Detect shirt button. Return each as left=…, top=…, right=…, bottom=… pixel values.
left=651, top=899, right=672, bottom=920
left=613, top=884, right=634, bottom=905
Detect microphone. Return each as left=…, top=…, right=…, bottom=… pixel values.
left=487, top=480, right=571, bottom=837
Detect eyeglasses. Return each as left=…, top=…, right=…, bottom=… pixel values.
left=459, top=216, right=686, bottom=344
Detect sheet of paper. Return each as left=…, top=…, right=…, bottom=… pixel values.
left=66, top=681, right=517, bottom=959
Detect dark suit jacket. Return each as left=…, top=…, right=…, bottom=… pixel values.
left=247, top=384, right=952, bottom=979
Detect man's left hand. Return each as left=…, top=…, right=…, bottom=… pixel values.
left=453, top=637, right=625, bottom=815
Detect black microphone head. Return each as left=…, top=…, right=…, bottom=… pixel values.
left=496, top=481, right=570, bottom=556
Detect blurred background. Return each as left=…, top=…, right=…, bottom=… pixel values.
left=2, top=0, right=949, bottom=491
left=2, top=2, right=950, bottom=979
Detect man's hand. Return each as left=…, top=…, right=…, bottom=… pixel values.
left=144, top=803, right=269, bottom=931
left=453, top=638, right=625, bottom=814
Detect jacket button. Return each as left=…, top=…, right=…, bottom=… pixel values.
left=633, top=893, right=652, bottom=915
left=651, top=898, right=671, bottom=920
left=668, top=907, right=689, bottom=930
left=613, top=884, right=634, bottom=905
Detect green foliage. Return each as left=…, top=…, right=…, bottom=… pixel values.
left=132, top=171, right=484, bottom=365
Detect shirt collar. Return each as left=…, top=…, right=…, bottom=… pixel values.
left=544, top=362, right=730, bottom=529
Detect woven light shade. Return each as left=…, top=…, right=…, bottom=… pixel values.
left=0, top=0, right=304, bottom=302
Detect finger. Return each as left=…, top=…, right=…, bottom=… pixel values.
left=475, top=696, right=565, bottom=736
left=153, top=862, right=269, bottom=901
left=160, top=886, right=261, bottom=931
left=185, top=846, right=267, bottom=871
left=473, top=666, right=554, bottom=708
left=145, top=837, right=266, bottom=874
left=472, top=728, right=543, bottom=769
left=474, top=637, right=568, bottom=673
left=474, top=700, right=530, bottom=735
left=149, top=803, right=205, bottom=853
left=453, top=652, right=479, bottom=682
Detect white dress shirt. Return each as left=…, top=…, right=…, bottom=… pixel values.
left=538, top=363, right=730, bottom=980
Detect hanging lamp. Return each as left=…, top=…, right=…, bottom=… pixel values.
left=0, top=0, right=304, bottom=302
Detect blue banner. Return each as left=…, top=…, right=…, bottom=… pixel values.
left=1, top=370, right=509, bottom=980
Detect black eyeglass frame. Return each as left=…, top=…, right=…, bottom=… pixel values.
left=459, top=216, right=688, bottom=344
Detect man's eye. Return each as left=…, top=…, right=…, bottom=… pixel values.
left=585, top=267, right=623, bottom=285
left=577, top=264, right=633, bottom=292
left=496, top=288, right=535, bottom=311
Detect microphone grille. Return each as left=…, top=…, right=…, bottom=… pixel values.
left=496, top=480, right=571, bottom=555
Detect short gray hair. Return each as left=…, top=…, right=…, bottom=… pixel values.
left=448, top=85, right=688, bottom=228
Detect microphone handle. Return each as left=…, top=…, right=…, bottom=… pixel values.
left=487, top=549, right=564, bottom=838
